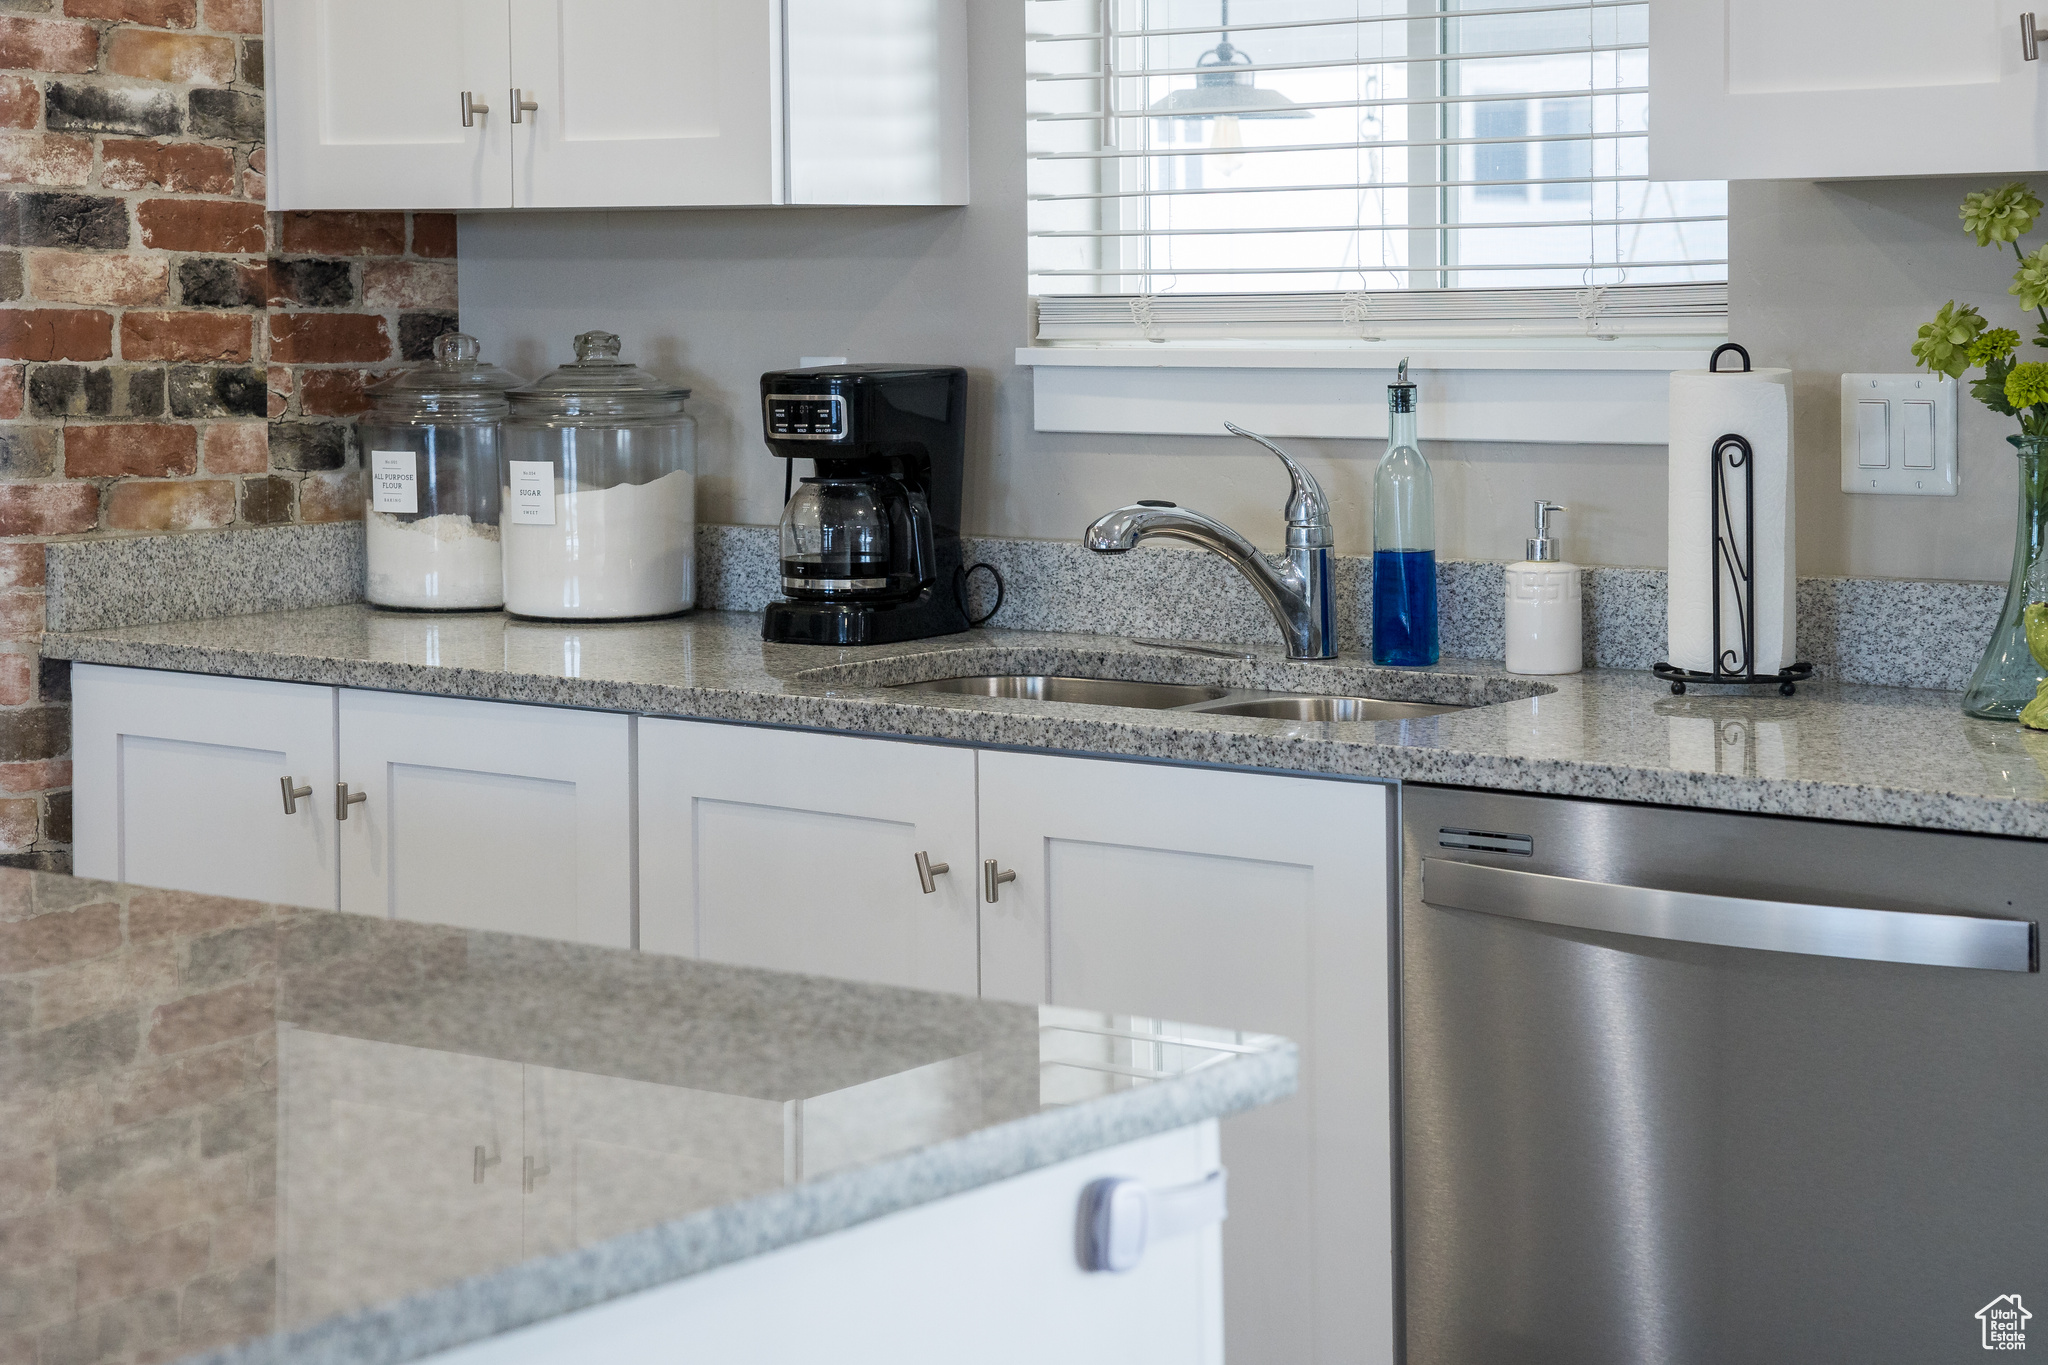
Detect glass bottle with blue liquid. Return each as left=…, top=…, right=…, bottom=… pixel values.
left=1373, top=360, right=1438, bottom=666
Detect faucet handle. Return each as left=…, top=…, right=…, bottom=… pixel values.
left=1223, top=423, right=1333, bottom=550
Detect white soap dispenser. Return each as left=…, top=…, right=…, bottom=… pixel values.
left=1505, top=501, right=1582, bottom=675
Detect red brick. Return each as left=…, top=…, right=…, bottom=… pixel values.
left=104, top=479, right=231, bottom=531
left=0, top=798, right=32, bottom=853
left=0, top=308, right=111, bottom=361
left=297, top=468, right=360, bottom=523
left=0, top=1154, right=50, bottom=1218
left=65, top=0, right=197, bottom=25
left=0, top=592, right=40, bottom=644
left=201, top=421, right=264, bottom=473
left=100, top=139, right=234, bottom=195
left=410, top=213, right=456, bottom=260
left=0, top=483, right=95, bottom=537
left=269, top=312, right=389, bottom=364
left=247, top=146, right=262, bottom=174
left=0, top=17, right=98, bottom=74
left=0, top=1201, right=117, bottom=1271
left=240, top=166, right=262, bottom=200
left=106, top=30, right=234, bottom=86
left=0, top=760, right=67, bottom=794
left=107, top=1048, right=245, bottom=1128
left=120, top=310, right=250, bottom=362
left=148, top=980, right=271, bottom=1054
left=0, top=545, right=40, bottom=590
left=363, top=260, right=455, bottom=310
left=0, top=76, right=37, bottom=132
left=201, top=0, right=257, bottom=32
left=296, top=368, right=370, bottom=416
left=76, top=1227, right=209, bottom=1310
left=0, top=656, right=26, bottom=707
left=65, top=423, right=196, bottom=477
left=279, top=211, right=405, bottom=257
left=0, top=362, right=17, bottom=419
left=0, top=134, right=89, bottom=188
left=28, top=251, right=167, bottom=306
left=136, top=199, right=265, bottom=254
left=0, top=903, right=118, bottom=971
left=127, top=889, right=267, bottom=942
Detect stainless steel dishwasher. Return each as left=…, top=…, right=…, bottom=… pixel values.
left=1399, top=785, right=2046, bottom=1365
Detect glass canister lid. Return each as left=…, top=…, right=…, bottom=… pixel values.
left=365, top=333, right=523, bottom=420
left=508, top=331, right=690, bottom=422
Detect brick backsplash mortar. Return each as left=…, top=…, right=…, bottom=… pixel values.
left=0, top=0, right=457, bottom=871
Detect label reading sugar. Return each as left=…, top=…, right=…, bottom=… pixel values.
left=508, top=460, right=556, bottom=526
left=370, top=450, right=418, bottom=514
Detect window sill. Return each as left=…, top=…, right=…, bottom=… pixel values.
left=1015, top=344, right=1718, bottom=445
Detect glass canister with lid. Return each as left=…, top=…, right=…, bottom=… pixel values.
left=502, top=331, right=697, bottom=620
left=359, top=333, right=523, bottom=610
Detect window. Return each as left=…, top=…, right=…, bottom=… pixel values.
left=1025, top=0, right=1727, bottom=344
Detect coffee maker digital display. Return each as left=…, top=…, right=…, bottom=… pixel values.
left=760, top=365, right=972, bottom=646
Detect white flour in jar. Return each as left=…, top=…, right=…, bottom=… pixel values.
left=502, top=469, right=695, bottom=618
left=366, top=511, right=504, bottom=609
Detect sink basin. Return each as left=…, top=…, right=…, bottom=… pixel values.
left=897, top=675, right=1229, bottom=708
left=1195, top=695, right=1466, bottom=722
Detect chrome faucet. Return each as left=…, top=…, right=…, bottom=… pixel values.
left=1083, top=423, right=1337, bottom=660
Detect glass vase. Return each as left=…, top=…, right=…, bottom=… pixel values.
left=1963, top=434, right=2048, bottom=719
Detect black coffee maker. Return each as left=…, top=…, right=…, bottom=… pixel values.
left=761, top=365, right=972, bottom=646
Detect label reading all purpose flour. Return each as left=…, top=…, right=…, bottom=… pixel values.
left=508, top=461, right=556, bottom=526
left=370, top=451, right=418, bottom=514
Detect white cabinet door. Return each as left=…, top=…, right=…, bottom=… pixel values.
left=71, top=664, right=338, bottom=910
left=280, top=1030, right=525, bottom=1330
left=1650, top=0, right=2048, bottom=180
left=508, top=0, right=776, bottom=208
left=638, top=720, right=978, bottom=995
left=785, top=0, right=969, bottom=206
left=337, top=690, right=633, bottom=947
left=979, top=752, right=1393, bottom=1365
left=267, top=0, right=513, bottom=210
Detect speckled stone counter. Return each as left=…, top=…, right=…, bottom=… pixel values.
left=0, top=868, right=1292, bottom=1365
left=37, top=605, right=2048, bottom=839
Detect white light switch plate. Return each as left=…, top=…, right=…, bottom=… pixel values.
left=1839, top=373, right=1958, bottom=495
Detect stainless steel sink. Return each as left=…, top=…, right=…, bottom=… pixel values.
left=1197, top=695, right=1466, bottom=722
left=898, top=675, right=1229, bottom=708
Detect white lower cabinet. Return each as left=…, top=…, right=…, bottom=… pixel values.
left=637, top=719, right=979, bottom=995
left=337, top=690, right=634, bottom=947
left=980, top=751, right=1394, bottom=1365
left=71, top=664, right=339, bottom=909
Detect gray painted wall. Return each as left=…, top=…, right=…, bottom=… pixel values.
left=454, top=10, right=2018, bottom=584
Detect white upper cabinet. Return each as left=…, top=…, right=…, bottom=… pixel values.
left=269, top=0, right=968, bottom=211
left=265, top=0, right=513, bottom=211
left=1651, top=0, right=2048, bottom=180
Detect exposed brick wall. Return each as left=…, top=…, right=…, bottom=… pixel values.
left=0, top=1, right=458, bottom=872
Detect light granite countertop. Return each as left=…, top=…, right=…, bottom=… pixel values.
left=0, top=867, right=1293, bottom=1365
left=39, top=604, right=2048, bottom=840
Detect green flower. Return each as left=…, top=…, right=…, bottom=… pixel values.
left=1963, top=182, right=2044, bottom=247
left=2015, top=245, right=2048, bottom=311
left=1971, top=328, right=2022, bottom=365
left=2006, top=360, right=2048, bottom=409
left=1912, top=301, right=1988, bottom=378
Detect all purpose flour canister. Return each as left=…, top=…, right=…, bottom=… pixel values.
left=359, top=333, right=525, bottom=611
left=501, top=331, right=697, bottom=620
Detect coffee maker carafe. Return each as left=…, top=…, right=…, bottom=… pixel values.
left=761, top=365, right=971, bottom=645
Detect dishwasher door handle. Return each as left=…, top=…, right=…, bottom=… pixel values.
left=1421, top=858, right=2037, bottom=972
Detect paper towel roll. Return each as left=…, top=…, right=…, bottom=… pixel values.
left=1667, top=365, right=1795, bottom=676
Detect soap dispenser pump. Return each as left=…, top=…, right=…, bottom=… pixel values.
left=1505, top=500, right=1582, bottom=675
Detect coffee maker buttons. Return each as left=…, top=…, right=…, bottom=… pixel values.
left=765, top=394, right=848, bottom=441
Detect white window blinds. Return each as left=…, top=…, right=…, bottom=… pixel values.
left=1026, top=0, right=1727, bottom=343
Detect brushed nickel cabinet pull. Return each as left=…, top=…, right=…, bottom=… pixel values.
left=461, top=91, right=490, bottom=126
left=2027, top=12, right=2042, bottom=60
left=523, top=1155, right=550, bottom=1193
left=336, top=782, right=367, bottom=821
left=914, top=851, right=950, bottom=895
left=983, top=859, right=1016, bottom=904
left=280, top=776, right=312, bottom=815
left=510, top=88, right=538, bottom=122
left=472, top=1145, right=500, bottom=1184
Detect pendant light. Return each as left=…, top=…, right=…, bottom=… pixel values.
left=1148, top=0, right=1314, bottom=122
